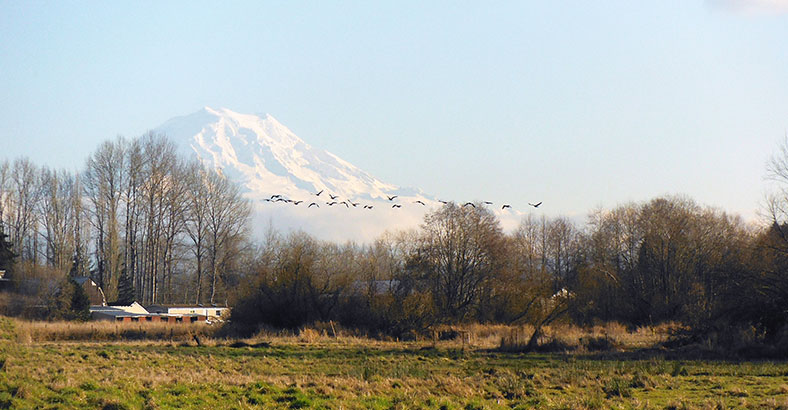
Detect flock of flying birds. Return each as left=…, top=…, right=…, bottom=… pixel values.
left=260, top=189, right=542, bottom=212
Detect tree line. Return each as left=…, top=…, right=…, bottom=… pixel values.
left=0, top=133, right=250, bottom=311
left=231, top=195, right=788, bottom=349
left=2, top=134, right=788, bottom=352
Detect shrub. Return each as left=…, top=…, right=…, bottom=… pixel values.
left=582, top=336, right=617, bottom=352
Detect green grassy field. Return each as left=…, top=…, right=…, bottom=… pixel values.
left=1, top=319, right=787, bottom=409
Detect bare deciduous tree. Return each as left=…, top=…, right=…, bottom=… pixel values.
left=39, top=168, right=78, bottom=272
left=412, top=202, right=506, bottom=322
left=203, top=166, right=250, bottom=305
left=184, top=159, right=211, bottom=304
left=0, top=160, right=10, bottom=228
left=84, top=138, right=126, bottom=299
left=8, top=158, right=42, bottom=262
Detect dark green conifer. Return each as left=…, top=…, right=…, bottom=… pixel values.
left=0, top=225, right=16, bottom=276
left=116, top=266, right=135, bottom=305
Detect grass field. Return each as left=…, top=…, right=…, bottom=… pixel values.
left=1, top=318, right=787, bottom=409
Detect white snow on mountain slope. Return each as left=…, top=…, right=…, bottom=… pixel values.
left=154, top=107, right=525, bottom=242
left=156, top=107, right=415, bottom=201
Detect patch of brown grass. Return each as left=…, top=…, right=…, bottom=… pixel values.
left=495, top=322, right=674, bottom=353
left=14, top=319, right=220, bottom=343
left=5, top=315, right=674, bottom=355
left=297, top=327, right=321, bottom=344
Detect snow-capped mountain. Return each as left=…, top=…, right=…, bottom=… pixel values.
left=156, top=107, right=426, bottom=202
left=154, top=107, right=439, bottom=242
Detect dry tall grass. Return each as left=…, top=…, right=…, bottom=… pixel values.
left=5, top=315, right=675, bottom=353
left=497, top=322, right=677, bottom=352
left=242, top=321, right=674, bottom=352
left=14, top=319, right=220, bottom=343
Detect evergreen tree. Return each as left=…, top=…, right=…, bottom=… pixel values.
left=69, top=254, right=79, bottom=278
left=115, top=266, right=135, bottom=305
left=69, top=278, right=91, bottom=321
left=0, top=225, right=16, bottom=277
left=68, top=252, right=88, bottom=278
left=47, top=278, right=91, bottom=321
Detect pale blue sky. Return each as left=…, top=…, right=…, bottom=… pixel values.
left=1, top=1, right=786, bottom=221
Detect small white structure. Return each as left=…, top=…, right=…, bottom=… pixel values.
left=146, top=305, right=228, bottom=319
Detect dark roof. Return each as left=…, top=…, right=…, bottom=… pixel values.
left=72, top=277, right=92, bottom=285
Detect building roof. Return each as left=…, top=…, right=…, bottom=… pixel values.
left=145, top=305, right=229, bottom=315
left=73, top=277, right=93, bottom=286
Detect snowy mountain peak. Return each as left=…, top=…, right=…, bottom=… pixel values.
left=155, top=107, right=414, bottom=202
left=153, top=107, right=520, bottom=242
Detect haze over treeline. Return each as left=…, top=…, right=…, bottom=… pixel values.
left=1, top=134, right=788, bottom=350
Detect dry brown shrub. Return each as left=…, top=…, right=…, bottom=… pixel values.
left=298, top=327, right=321, bottom=344
left=602, top=321, right=628, bottom=337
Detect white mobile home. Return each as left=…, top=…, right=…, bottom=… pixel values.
left=146, top=305, right=228, bottom=319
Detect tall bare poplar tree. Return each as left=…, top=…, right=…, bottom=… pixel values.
left=184, top=160, right=210, bottom=304
left=0, top=160, right=9, bottom=229
left=204, top=168, right=251, bottom=305
left=39, top=168, right=78, bottom=272
left=138, top=133, right=178, bottom=304
left=84, top=138, right=126, bottom=300
left=70, top=173, right=90, bottom=277
left=8, top=158, right=41, bottom=262
left=121, top=139, right=144, bottom=301
left=160, top=160, right=189, bottom=302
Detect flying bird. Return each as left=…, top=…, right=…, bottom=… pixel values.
left=350, top=201, right=359, bottom=207
left=502, top=204, right=511, bottom=210
left=463, top=202, right=476, bottom=208
left=315, top=190, right=324, bottom=196
left=529, top=202, right=542, bottom=208
left=270, top=194, right=281, bottom=199
left=438, top=200, right=448, bottom=204
left=293, top=201, right=303, bottom=205
left=363, top=205, right=374, bottom=209
left=329, top=194, right=339, bottom=200
left=339, top=201, right=349, bottom=208
left=327, top=201, right=337, bottom=206
left=308, top=202, right=319, bottom=208
left=414, top=200, right=426, bottom=206
left=392, top=204, right=402, bottom=208
left=483, top=201, right=493, bottom=205
left=387, top=195, right=398, bottom=201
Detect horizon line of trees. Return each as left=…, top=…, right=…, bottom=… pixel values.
left=231, top=195, right=788, bottom=346
left=2, top=134, right=788, bottom=350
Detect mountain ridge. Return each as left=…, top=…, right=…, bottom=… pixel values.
left=153, top=107, right=444, bottom=242
left=155, top=107, right=429, bottom=203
